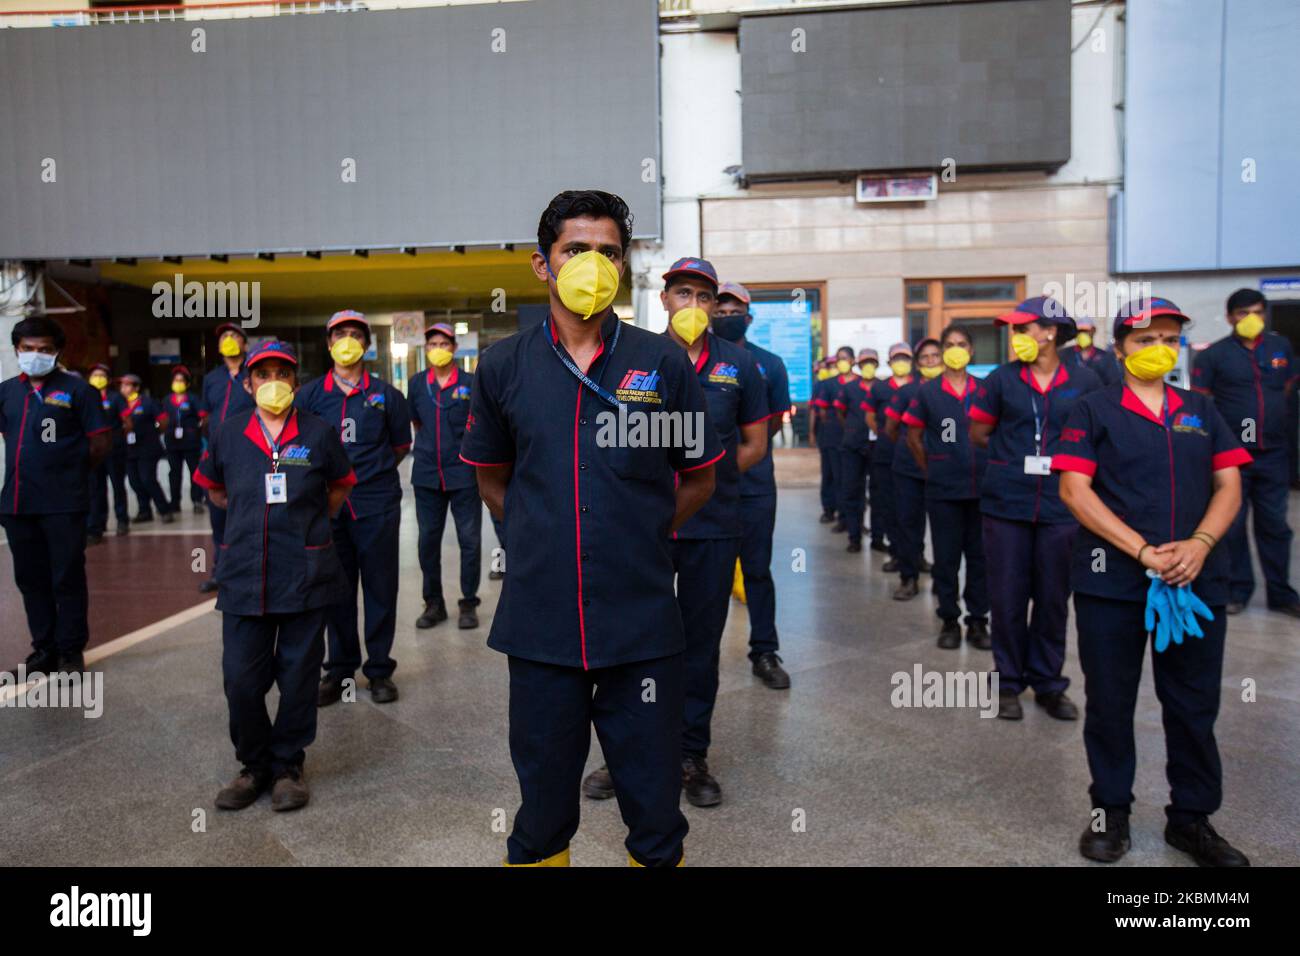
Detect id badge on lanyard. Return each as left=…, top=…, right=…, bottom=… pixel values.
left=1024, top=390, right=1052, bottom=475
left=258, top=415, right=288, bottom=505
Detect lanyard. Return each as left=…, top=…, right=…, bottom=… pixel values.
left=256, top=412, right=286, bottom=471
left=547, top=317, right=623, bottom=408
left=425, top=371, right=453, bottom=410
left=333, top=372, right=363, bottom=398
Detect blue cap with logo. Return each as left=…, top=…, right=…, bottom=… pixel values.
left=662, top=257, right=718, bottom=289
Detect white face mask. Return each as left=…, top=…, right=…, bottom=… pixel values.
left=17, top=351, right=58, bottom=377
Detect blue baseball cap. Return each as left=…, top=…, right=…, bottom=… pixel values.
left=246, top=340, right=299, bottom=369
left=1111, top=297, right=1191, bottom=341
left=997, top=295, right=1077, bottom=341
left=662, top=257, right=718, bottom=289
left=326, top=309, right=370, bottom=338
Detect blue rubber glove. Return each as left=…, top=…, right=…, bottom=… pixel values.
left=1172, top=583, right=1215, bottom=641
left=1144, top=574, right=1176, bottom=653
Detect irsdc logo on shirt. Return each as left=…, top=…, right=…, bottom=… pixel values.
left=43, top=390, right=73, bottom=408
left=451, top=385, right=471, bottom=401
left=1271, top=352, right=1289, bottom=370
left=365, top=393, right=386, bottom=409
left=707, top=362, right=739, bottom=386
left=278, top=444, right=313, bottom=466
left=1172, top=412, right=1208, bottom=437
left=616, top=368, right=663, bottom=405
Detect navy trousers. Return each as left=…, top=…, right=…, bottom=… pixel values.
left=926, top=497, right=988, bottom=624
left=1226, top=447, right=1298, bottom=608
left=867, top=441, right=886, bottom=547
left=506, top=653, right=688, bottom=867
left=892, top=472, right=927, bottom=580
left=325, top=506, right=400, bottom=681
left=672, top=537, right=740, bottom=759
left=87, top=446, right=129, bottom=535
left=819, top=444, right=838, bottom=515
left=166, top=447, right=204, bottom=510
left=838, top=448, right=869, bottom=545
left=222, top=608, right=327, bottom=777
left=983, top=516, right=1075, bottom=695
left=414, top=485, right=482, bottom=610
left=1, top=512, right=90, bottom=658
left=127, top=452, right=170, bottom=517
left=1074, top=593, right=1225, bottom=824
left=209, top=489, right=227, bottom=574
left=870, top=459, right=899, bottom=557
left=739, top=493, right=779, bottom=659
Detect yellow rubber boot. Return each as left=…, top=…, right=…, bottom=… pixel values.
left=503, top=847, right=571, bottom=867
left=731, top=559, right=746, bottom=604
left=628, top=851, right=685, bottom=867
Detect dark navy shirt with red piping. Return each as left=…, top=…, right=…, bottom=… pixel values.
left=886, top=380, right=925, bottom=479
left=1061, top=344, right=1121, bottom=387
left=674, top=331, right=768, bottom=540
left=869, top=375, right=913, bottom=463
left=459, top=311, right=724, bottom=671
left=295, top=369, right=412, bottom=520
left=198, top=360, right=255, bottom=436
left=160, top=390, right=203, bottom=451
left=408, top=365, right=475, bottom=492
left=97, top=388, right=128, bottom=447
left=902, top=373, right=987, bottom=501
left=195, top=408, right=356, bottom=616
left=1052, top=384, right=1251, bottom=605
left=739, top=339, right=790, bottom=498
left=0, top=369, right=109, bottom=516
left=969, top=359, right=1102, bottom=524
left=1192, top=331, right=1296, bottom=453
left=813, top=373, right=852, bottom=448
left=124, top=393, right=165, bottom=459
left=832, top=374, right=872, bottom=453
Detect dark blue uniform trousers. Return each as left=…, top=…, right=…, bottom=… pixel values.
left=325, top=506, right=400, bottom=681
left=222, top=608, right=327, bottom=776
left=1226, top=448, right=1298, bottom=608
left=982, top=516, right=1075, bottom=695
left=867, top=441, right=886, bottom=547
left=870, top=459, right=899, bottom=556
left=127, top=451, right=170, bottom=517
left=87, top=446, right=129, bottom=535
left=414, top=485, right=482, bottom=610
left=739, top=493, right=779, bottom=659
left=209, top=490, right=227, bottom=574
left=926, top=497, right=988, bottom=624
left=672, top=537, right=740, bottom=759
left=892, top=472, right=927, bottom=579
left=838, top=448, right=869, bottom=545
left=166, top=447, right=204, bottom=510
left=507, top=653, right=688, bottom=867
left=819, top=444, right=838, bottom=515
left=1075, top=593, right=1226, bottom=824
left=1, top=512, right=90, bottom=657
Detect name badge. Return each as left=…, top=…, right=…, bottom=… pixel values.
left=126, top=432, right=137, bottom=446
left=265, top=472, right=287, bottom=504
left=868, top=429, right=878, bottom=441
left=174, top=427, right=184, bottom=440
left=1023, top=455, right=1052, bottom=476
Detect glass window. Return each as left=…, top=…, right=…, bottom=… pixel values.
left=947, top=318, right=1006, bottom=365
left=905, top=283, right=929, bottom=304
left=942, top=281, right=1018, bottom=302
left=906, top=309, right=929, bottom=345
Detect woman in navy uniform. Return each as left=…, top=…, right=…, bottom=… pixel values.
left=813, top=347, right=855, bottom=529
left=833, top=348, right=875, bottom=553
left=195, top=341, right=356, bottom=813
left=902, top=325, right=990, bottom=649
left=161, top=365, right=205, bottom=515
left=1054, top=298, right=1252, bottom=867
left=1061, top=318, right=1120, bottom=386
left=119, top=373, right=175, bottom=524
left=409, top=321, right=481, bottom=631
left=866, top=343, right=915, bottom=573
left=462, top=191, right=721, bottom=867
left=969, top=296, right=1101, bottom=721
left=1, top=317, right=110, bottom=674
left=85, top=363, right=130, bottom=544
left=298, top=310, right=412, bottom=706
left=882, top=339, right=937, bottom=600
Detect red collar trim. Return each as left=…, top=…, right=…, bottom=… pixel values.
left=243, top=410, right=301, bottom=456
left=1019, top=362, right=1070, bottom=395
left=324, top=370, right=369, bottom=394
left=888, top=376, right=910, bottom=389
left=693, top=337, right=711, bottom=375
left=941, top=375, right=976, bottom=401
left=1119, top=385, right=1183, bottom=425
left=426, top=366, right=460, bottom=390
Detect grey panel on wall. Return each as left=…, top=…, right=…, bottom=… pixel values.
left=738, top=0, right=1071, bottom=179
left=0, top=0, right=660, bottom=260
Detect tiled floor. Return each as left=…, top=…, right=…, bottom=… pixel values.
left=1, top=454, right=1297, bottom=866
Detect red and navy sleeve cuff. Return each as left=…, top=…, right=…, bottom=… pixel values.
left=192, top=470, right=223, bottom=492
left=968, top=406, right=997, bottom=426
left=85, top=426, right=112, bottom=437
left=883, top=407, right=902, bottom=421
left=1212, top=448, right=1253, bottom=470
left=459, top=453, right=513, bottom=467
left=811, top=399, right=831, bottom=409
left=1051, top=454, right=1096, bottom=477
left=329, top=469, right=359, bottom=490
left=900, top=411, right=924, bottom=428
left=678, top=449, right=725, bottom=473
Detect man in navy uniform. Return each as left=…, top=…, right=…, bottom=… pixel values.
left=85, top=362, right=130, bottom=544
left=161, top=365, right=205, bottom=515
left=1, top=317, right=110, bottom=673
left=1061, top=317, right=1120, bottom=386
left=299, top=310, right=412, bottom=705
left=462, top=190, right=721, bottom=867
left=1192, top=288, right=1300, bottom=618
left=409, top=321, right=482, bottom=631
left=120, top=373, right=174, bottom=524
left=710, top=280, right=792, bottom=690
left=198, top=322, right=255, bottom=593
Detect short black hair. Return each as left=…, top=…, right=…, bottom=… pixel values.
left=939, top=323, right=972, bottom=349
left=11, top=316, right=66, bottom=350
left=1226, top=288, right=1266, bottom=314
left=836, top=345, right=855, bottom=358
left=537, top=190, right=634, bottom=258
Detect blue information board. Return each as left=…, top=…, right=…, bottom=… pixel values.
left=749, top=299, right=813, bottom=403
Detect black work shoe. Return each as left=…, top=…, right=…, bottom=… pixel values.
left=846, top=540, right=862, bottom=553
left=819, top=511, right=836, bottom=524
left=870, top=540, right=890, bottom=553
left=115, top=522, right=129, bottom=537
left=369, top=676, right=398, bottom=704
left=458, top=601, right=479, bottom=629
left=160, top=510, right=176, bottom=524
left=966, top=620, right=992, bottom=650
left=1269, top=602, right=1300, bottom=619
left=1225, top=602, right=1246, bottom=615
left=892, top=577, right=919, bottom=601
left=1079, top=812, right=1131, bottom=863
left=918, top=557, right=932, bottom=574
left=682, top=756, right=722, bottom=808
left=215, top=767, right=270, bottom=811
left=134, top=512, right=154, bottom=524
left=24, top=648, right=58, bottom=675
left=830, top=521, right=846, bottom=533
left=271, top=767, right=310, bottom=812
left=752, top=652, right=791, bottom=690
left=488, top=569, right=505, bottom=581
left=87, top=533, right=104, bottom=547
left=1035, top=690, right=1079, bottom=721
left=937, top=620, right=962, bottom=649
left=193, top=502, right=205, bottom=514
left=317, top=674, right=346, bottom=707
left=416, top=603, right=448, bottom=629
left=582, top=765, right=615, bottom=800
left=882, top=559, right=899, bottom=573
left=57, top=652, right=86, bottom=673
left=198, top=578, right=219, bottom=594
left=1165, top=818, right=1250, bottom=867
left=997, top=689, right=1023, bottom=720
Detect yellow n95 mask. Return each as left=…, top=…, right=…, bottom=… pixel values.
left=330, top=337, right=365, bottom=367
left=835, top=359, right=851, bottom=375
left=1075, top=332, right=1093, bottom=350
left=255, top=380, right=295, bottom=415
left=427, top=347, right=454, bottom=368
left=942, top=346, right=971, bottom=370
left=1124, top=344, right=1178, bottom=381
left=171, top=381, right=187, bottom=394
left=817, top=368, right=832, bottom=381
left=890, top=359, right=912, bottom=378
left=671, top=307, right=711, bottom=346
left=919, top=364, right=943, bottom=379
left=1235, top=313, right=1265, bottom=340
left=1011, top=332, right=1040, bottom=364
left=859, top=362, right=878, bottom=379
left=89, top=373, right=109, bottom=390
left=218, top=336, right=243, bottom=358
left=554, top=250, right=620, bottom=321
